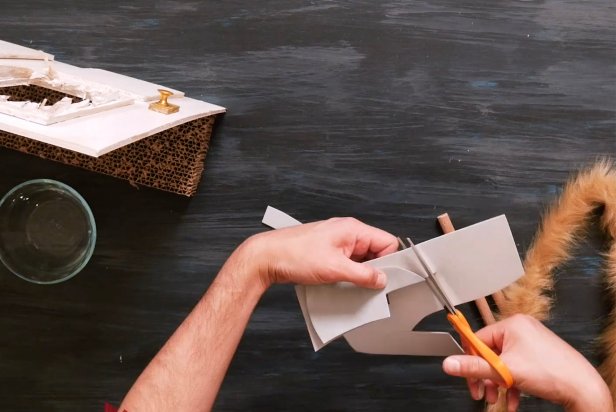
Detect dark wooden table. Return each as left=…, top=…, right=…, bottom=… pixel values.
left=0, top=1, right=614, bottom=411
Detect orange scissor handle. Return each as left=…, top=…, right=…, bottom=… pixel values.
left=447, top=310, right=514, bottom=388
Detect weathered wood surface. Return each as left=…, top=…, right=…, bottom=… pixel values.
left=0, top=1, right=614, bottom=410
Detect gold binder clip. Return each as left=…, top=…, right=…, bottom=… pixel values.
left=149, top=89, right=180, bottom=114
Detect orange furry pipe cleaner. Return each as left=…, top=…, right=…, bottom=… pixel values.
left=487, top=160, right=616, bottom=411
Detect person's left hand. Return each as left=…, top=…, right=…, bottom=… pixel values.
left=239, top=217, right=399, bottom=289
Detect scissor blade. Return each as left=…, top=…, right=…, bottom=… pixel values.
left=405, top=238, right=457, bottom=315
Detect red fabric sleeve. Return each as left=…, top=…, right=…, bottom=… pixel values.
left=104, top=403, right=118, bottom=412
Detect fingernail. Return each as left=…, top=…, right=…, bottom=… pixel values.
left=476, top=380, right=485, bottom=400
left=375, top=271, right=387, bottom=288
left=443, top=357, right=460, bottom=374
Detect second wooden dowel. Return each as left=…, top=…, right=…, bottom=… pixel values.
left=437, top=213, right=496, bottom=325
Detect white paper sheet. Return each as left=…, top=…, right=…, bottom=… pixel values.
left=262, top=206, right=524, bottom=356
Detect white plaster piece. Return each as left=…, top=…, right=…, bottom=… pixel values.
left=78, top=68, right=185, bottom=102
left=0, top=94, right=133, bottom=126
left=0, top=65, right=34, bottom=87
left=0, top=59, right=184, bottom=102
left=261, top=206, right=524, bottom=356
left=0, top=40, right=53, bottom=61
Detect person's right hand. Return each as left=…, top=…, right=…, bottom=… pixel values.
left=442, top=314, right=613, bottom=412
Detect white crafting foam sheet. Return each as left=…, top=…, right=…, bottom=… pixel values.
left=262, top=206, right=524, bottom=356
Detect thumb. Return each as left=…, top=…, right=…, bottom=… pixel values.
left=443, top=355, right=502, bottom=381
left=334, top=260, right=387, bottom=289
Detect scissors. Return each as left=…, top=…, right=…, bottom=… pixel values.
left=398, top=237, right=514, bottom=388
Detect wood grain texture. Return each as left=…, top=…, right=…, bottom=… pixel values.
left=0, top=1, right=614, bottom=411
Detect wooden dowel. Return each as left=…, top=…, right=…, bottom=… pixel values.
left=437, top=214, right=455, bottom=233
left=491, top=290, right=506, bottom=310
left=437, top=213, right=497, bottom=325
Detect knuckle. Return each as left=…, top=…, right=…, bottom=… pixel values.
left=338, top=216, right=359, bottom=226
left=366, top=268, right=378, bottom=283
left=469, top=357, right=483, bottom=374
left=510, top=313, right=536, bottom=327
left=326, top=217, right=358, bottom=231
left=459, top=356, right=484, bottom=376
left=329, top=260, right=352, bottom=281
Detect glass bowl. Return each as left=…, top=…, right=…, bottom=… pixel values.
left=0, top=179, right=96, bottom=284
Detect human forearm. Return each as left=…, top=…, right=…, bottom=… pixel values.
left=119, top=241, right=267, bottom=411
left=119, top=218, right=397, bottom=411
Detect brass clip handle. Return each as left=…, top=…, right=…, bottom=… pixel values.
left=149, top=89, right=180, bottom=114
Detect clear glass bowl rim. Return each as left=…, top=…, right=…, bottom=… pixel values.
left=0, top=179, right=97, bottom=284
